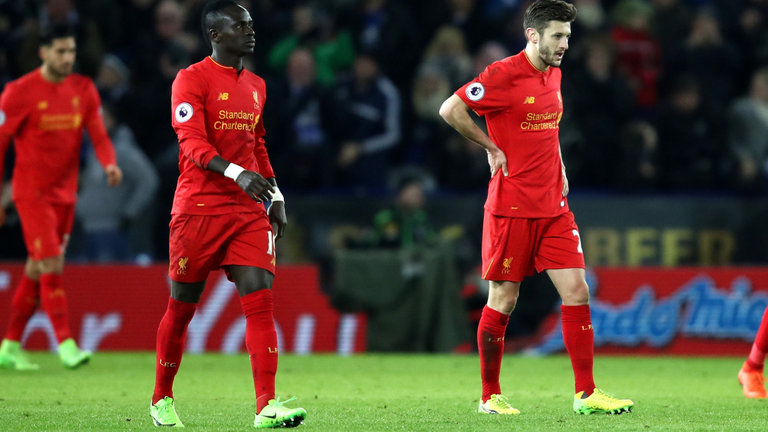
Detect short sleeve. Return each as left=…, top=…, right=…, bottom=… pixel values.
left=455, top=61, right=511, bottom=117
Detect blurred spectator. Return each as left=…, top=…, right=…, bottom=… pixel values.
left=726, top=67, right=768, bottom=192
left=127, top=0, right=195, bottom=157
left=420, top=25, right=473, bottom=89
left=420, top=0, right=498, bottom=52
left=562, top=34, right=635, bottom=187
left=265, top=47, right=334, bottom=191
left=730, top=3, right=768, bottom=95
left=14, top=0, right=105, bottom=77
left=649, top=0, right=691, bottom=63
left=471, top=41, right=509, bottom=76
left=349, top=0, right=422, bottom=91
left=329, top=52, right=401, bottom=192
left=372, top=177, right=436, bottom=248
left=665, top=8, right=738, bottom=113
left=76, top=104, right=159, bottom=262
left=95, top=53, right=131, bottom=108
left=406, top=63, right=453, bottom=166
left=656, top=75, right=725, bottom=189
left=571, top=0, right=608, bottom=33
left=615, top=120, right=659, bottom=190
left=610, top=0, right=662, bottom=114
left=267, top=4, right=355, bottom=87
left=434, top=134, right=489, bottom=192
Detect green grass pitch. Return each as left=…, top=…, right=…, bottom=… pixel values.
left=1, top=353, right=767, bottom=431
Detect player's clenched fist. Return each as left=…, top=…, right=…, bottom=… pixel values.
left=235, top=170, right=274, bottom=203
left=105, top=164, right=123, bottom=187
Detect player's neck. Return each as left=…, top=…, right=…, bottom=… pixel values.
left=40, top=64, right=67, bottom=83
left=524, top=45, right=549, bottom=72
left=210, top=51, right=243, bottom=72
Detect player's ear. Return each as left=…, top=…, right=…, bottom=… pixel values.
left=526, top=28, right=539, bottom=44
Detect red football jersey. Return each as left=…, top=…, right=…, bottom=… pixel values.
left=456, top=50, right=568, bottom=218
left=0, top=69, right=116, bottom=203
left=171, top=56, right=274, bottom=216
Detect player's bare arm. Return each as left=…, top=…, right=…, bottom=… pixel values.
left=207, top=155, right=274, bottom=203
left=559, top=146, right=568, bottom=196
left=439, top=94, right=509, bottom=177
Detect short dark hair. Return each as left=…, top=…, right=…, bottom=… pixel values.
left=40, top=23, right=76, bottom=46
left=523, top=0, right=577, bottom=35
left=201, top=0, right=240, bottom=43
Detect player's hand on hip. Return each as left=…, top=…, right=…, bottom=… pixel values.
left=236, top=170, right=274, bottom=202
left=268, top=201, right=287, bottom=240
left=105, top=164, right=123, bottom=186
left=487, top=146, right=508, bottom=178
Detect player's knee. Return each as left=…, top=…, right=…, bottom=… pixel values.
left=24, top=260, right=41, bottom=280
left=38, top=256, right=64, bottom=275
left=562, top=282, right=589, bottom=305
left=232, top=267, right=273, bottom=297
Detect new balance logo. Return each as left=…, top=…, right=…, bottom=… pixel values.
left=487, top=337, right=505, bottom=342
left=267, top=347, right=278, bottom=354
left=217, top=92, right=229, bottom=101
left=523, top=96, right=535, bottom=104
left=581, top=325, right=593, bottom=331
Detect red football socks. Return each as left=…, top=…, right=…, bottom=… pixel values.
left=561, top=304, right=596, bottom=395
left=746, top=306, right=768, bottom=372
left=240, top=289, right=278, bottom=413
left=39, top=273, right=72, bottom=343
left=478, top=305, right=509, bottom=402
left=4, top=275, right=40, bottom=341
left=152, top=297, right=197, bottom=404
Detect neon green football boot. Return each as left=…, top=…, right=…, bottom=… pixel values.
left=573, top=388, right=633, bottom=414
left=58, top=338, right=91, bottom=369
left=477, top=394, right=520, bottom=415
left=253, top=397, right=307, bottom=428
left=150, top=396, right=184, bottom=427
left=0, top=339, right=39, bottom=371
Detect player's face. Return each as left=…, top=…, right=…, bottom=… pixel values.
left=41, top=37, right=76, bottom=78
left=215, top=6, right=256, bottom=56
left=536, top=21, right=571, bottom=67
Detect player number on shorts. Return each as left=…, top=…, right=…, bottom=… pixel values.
left=267, top=230, right=275, bottom=256
left=572, top=229, right=583, bottom=254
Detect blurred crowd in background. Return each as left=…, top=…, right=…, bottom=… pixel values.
left=1, top=0, right=768, bottom=263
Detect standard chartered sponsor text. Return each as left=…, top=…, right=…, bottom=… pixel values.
left=215, top=109, right=259, bottom=131
left=521, top=111, right=560, bottom=131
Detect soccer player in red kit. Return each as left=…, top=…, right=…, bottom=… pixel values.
left=0, top=25, right=122, bottom=370
left=738, top=305, right=768, bottom=398
left=440, top=0, right=633, bottom=415
left=149, top=1, right=306, bottom=428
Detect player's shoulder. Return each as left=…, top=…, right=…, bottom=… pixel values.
left=479, top=54, right=520, bottom=81
left=174, top=58, right=209, bottom=82
left=243, top=68, right=266, bottom=87
left=66, top=73, right=97, bottom=90
left=4, top=69, right=42, bottom=92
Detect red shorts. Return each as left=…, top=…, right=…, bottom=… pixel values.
left=481, top=210, right=585, bottom=282
left=168, top=212, right=276, bottom=283
left=15, top=200, right=75, bottom=260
